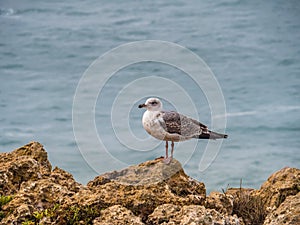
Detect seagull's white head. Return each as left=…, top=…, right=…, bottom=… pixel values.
left=138, top=97, right=163, bottom=111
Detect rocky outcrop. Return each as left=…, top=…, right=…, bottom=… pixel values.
left=58, top=157, right=206, bottom=224
left=255, top=167, right=300, bottom=209
left=0, top=142, right=299, bottom=225
left=0, top=142, right=52, bottom=196
left=263, top=192, right=300, bottom=225
left=225, top=167, right=300, bottom=225
left=257, top=167, right=300, bottom=225
left=0, top=143, right=83, bottom=224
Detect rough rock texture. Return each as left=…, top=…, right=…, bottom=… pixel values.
left=0, top=142, right=299, bottom=225
left=255, top=167, right=300, bottom=209
left=93, top=205, right=145, bottom=225
left=226, top=167, right=300, bottom=225
left=205, top=191, right=234, bottom=215
left=0, top=142, right=52, bottom=195
left=3, top=167, right=83, bottom=224
left=263, top=192, right=300, bottom=225
left=147, top=204, right=244, bottom=225
left=0, top=142, right=83, bottom=224
left=65, top=157, right=206, bottom=223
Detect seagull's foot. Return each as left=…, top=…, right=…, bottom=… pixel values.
left=163, top=156, right=173, bottom=165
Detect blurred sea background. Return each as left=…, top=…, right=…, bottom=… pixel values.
left=1, top=0, right=299, bottom=193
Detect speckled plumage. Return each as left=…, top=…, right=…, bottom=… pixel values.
left=160, top=111, right=209, bottom=140
left=138, top=98, right=227, bottom=164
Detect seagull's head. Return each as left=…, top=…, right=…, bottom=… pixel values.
left=138, top=97, right=163, bottom=111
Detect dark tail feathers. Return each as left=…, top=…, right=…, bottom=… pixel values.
left=197, top=131, right=228, bottom=140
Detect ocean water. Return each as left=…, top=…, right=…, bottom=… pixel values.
left=1, top=0, right=299, bottom=193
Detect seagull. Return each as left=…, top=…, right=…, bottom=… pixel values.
left=138, top=97, right=227, bottom=164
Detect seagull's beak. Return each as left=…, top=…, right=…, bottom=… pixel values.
left=138, top=103, right=146, bottom=108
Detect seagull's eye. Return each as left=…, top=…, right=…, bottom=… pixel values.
left=151, top=101, right=158, bottom=105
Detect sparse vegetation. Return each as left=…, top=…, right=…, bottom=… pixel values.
left=22, top=204, right=102, bottom=225
left=231, top=180, right=267, bottom=225
left=21, top=221, right=35, bottom=225
left=60, top=204, right=102, bottom=225
left=0, top=195, right=13, bottom=207
left=22, top=203, right=60, bottom=225
left=221, top=184, right=230, bottom=195
left=0, top=195, right=13, bottom=220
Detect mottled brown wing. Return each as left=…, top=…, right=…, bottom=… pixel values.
left=160, top=111, right=208, bottom=137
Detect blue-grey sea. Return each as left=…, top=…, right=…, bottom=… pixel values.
left=1, top=0, right=299, bottom=193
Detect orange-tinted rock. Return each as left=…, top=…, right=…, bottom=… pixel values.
left=0, top=142, right=52, bottom=195
left=93, top=205, right=145, bottom=225
left=263, top=192, right=300, bottom=225
left=75, top=158, right=206, bottom=222
left=206, top=191, right=234, bottom=215
left=147, top=204, right=244, bottom=225
left=256, top=167, right=300, bottom=209
left=0, top=142, right=299, bottom=225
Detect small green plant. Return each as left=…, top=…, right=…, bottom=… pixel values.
left=51, top=204, right=103, bottom=224
left=29, top=203, right=61, bottom=223
left=21, top=221, right=35, bottom=225
left=23, top=204, right=102, bottom=225
left=0, top=195, right=13, bottom=220
left=0, top=195, right=13, bottom=207
left=33, top=210, right=44, bottom=221
left=66, top=205, right=102, bottom=224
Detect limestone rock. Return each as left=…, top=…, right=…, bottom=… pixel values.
left=226, top=168, right=300, bottom=225
left=93, top=205, right=145, bottom=225
left=0, top=142, right=82, bottom=224
left=1, top=167, right=82, bottom=224
left=1, top=142, right=299, bottom=225
left=146, top=204, right=181, bottom=224
left=147, top=204, right=244, bottom=225
left=255, top=167, right=300, bottom=209
left=71, top=158, right=206, bottom=222
left=0, top=141, right=52, bottom=195
left=263, top=192, right=300, bottom=225
left=205, top=191, right=234, bottom=215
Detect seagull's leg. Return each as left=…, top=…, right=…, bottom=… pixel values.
left=163, top=140, right=173, bottom=164
left=170, top=141, right=174, bottom=160
left=165, top=141, right=168, bottom=159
